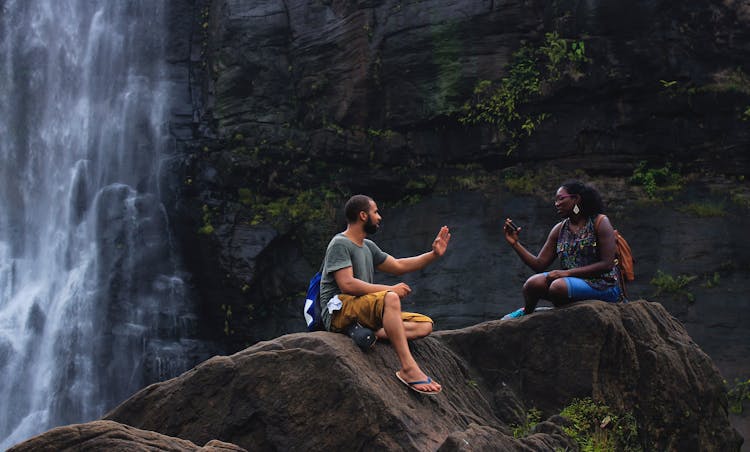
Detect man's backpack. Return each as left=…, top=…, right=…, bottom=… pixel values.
left=303, top=271, right=323, bottom=331
left=595, top=215, right=635, bottom=282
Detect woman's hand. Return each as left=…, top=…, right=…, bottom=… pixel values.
left=546, top=270, right=571, bottom=280
left=503, top=218, right=520, bottom=246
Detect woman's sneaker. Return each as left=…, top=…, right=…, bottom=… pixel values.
left=501, top=307, right=525, bottom=320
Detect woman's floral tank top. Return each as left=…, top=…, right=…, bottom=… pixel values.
left=556, top=216, right=618, bottom=290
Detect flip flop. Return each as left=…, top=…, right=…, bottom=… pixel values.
left=395, top=371, right=442, bottom=395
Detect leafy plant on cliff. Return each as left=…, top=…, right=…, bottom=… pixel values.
left=703, top=68, right=750, bottom=95
left=659, top=69, right=750, bottom=97
left=629, top=161, right=683, bottom=200
left=511, top=407, right=542, bottom=438
left=727, top=378, right=750, bottom=414
left=431, top=22, right=463, bottom=113
left=650, top=270, right=697, bottom=303
left=221, top=304, right=233, bottom=336
left=702, top=271, right=721, bottom=289
left=677, top=201, right=726, bottom=217
left=560, top=398, right=641, bottom=452
left=198, top=204, right=216, bottom=235
left=460, top=32, right=588, bottom=155
left=502, top=165, right=577, bottom=197
left=249, top=188, right=337, bottom=228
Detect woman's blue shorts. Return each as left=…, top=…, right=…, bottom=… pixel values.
left=561, top=276, right=621, bottom=303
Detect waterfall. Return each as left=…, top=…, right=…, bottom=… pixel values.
left=0, top=1, right=208, bottom=447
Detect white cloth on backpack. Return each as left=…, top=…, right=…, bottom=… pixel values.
left=326, top=295, right=343, bottom=314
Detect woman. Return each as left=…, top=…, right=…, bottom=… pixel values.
left=502, top=180, right=621, bottom=319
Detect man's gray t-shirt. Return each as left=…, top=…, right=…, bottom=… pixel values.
left=319, top=233, right=389, bottom=330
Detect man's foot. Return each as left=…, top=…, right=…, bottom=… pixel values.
left=395, top=370, right=442, bottom=395
left=501, top=307, right=525, bottom=320
left=346, top=322, right=377, bottom=351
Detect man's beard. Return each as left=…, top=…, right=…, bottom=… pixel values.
left=364, top=216, right=379, bottom=235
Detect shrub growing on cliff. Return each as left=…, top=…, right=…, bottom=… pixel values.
left=727, top=378, right=750, bottom=414
left=560, top=397, right=641, bottom=452
left=650, top=270, right=697, bottom=303
left=198, top=204, right=215, bottom=235
left=460, top=32, right=588, bottom=155
left=629, top=161, right=683, bottom=199
left=677, top=201, right=726, bottom=217
left=250, top=189, right=337, bottom=228
left=511, top=407, right=542, bottom=438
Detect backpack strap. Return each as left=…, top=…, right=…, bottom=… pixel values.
left=594, top=214, right=605, bottom=229
left=593, top=214, right=614, bottom=264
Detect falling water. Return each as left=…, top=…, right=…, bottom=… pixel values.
left=0, top=1, right=208, bottom=447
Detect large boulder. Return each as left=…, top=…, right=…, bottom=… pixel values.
left=105, top=301, right=742, bottom=451
left=8, top=420, right=245, bottom=452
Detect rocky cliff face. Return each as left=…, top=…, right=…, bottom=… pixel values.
left=159, top=0, right=750, bottom=440
left=89, top=302, right=738, bottom=451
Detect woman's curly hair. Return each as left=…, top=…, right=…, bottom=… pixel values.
left=561, top=180, right=605, bottom=217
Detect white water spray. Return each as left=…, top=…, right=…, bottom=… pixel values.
left=0, top=1, right=207, bottom=447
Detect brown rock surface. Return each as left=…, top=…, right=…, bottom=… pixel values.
left=105, top=301, right=741, bottom=451
left=7, top=420, right=246, bottom=452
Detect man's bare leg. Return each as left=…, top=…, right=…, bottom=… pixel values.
left=375, top=320, right=432, bottom=341
left=381, top=292, right=441, bottom=393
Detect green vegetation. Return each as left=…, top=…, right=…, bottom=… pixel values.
left=658, top=79, right=681, bottom=99
left=221, top=304, right=233, bottom=336
left=460, top=32, right=588, bottom=155
left=198, top=204, right=215, bottom=235
left=512, top=399, right=641, bottom=451
left=323, top=120, right=345, bottom=135
left=448, top=172, right=496, bottom=192
left=503, top=168, right=549, bottom=195
left=501, top=165, right=577, bottom=196
left=249, top=189, right=338, bottom=227
left=366, top=127, right=396, bottom=140
left=560, top=398, right=641, bottom=452
left=732, top=191, right=750, bottom=208
left=677, top=201, right=726, bottom=217
left=658, top=69, right=750, bottom=121
left=504, top=171, right=540, bottom=194
left=629, top=161, right=683, bottom=199
left=659, top=80, right=678, bottom=89
left=650, top=270, right=697, bottom=303
left=405, top=174, right=437, bottom=191
left=511, top=407, right=542, bottom=438
left=659, top=68, right=750, bottom=98
left=729, top=176, right=750, bottom=208
left=703, top=68, right=750, bottom=95
left=702, top=271, right=720, bottom=289
left=431, top=22, right=463, bottom=113
left=727, top=378, right=750, bottom=414
left=362, top=23, right=373, bottom=41
left=199, top=6, right=211, bottom=71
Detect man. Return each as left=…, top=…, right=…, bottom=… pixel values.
left=319, top=194, right=451, bottom=395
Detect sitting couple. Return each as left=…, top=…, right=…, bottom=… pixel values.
left=319, top=182, right=621, bottom=395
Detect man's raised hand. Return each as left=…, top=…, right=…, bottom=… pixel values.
left=432, top=226, right=451, bottom=257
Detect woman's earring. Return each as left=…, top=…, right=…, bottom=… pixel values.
left=573, top=204, right=580, bottom=215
